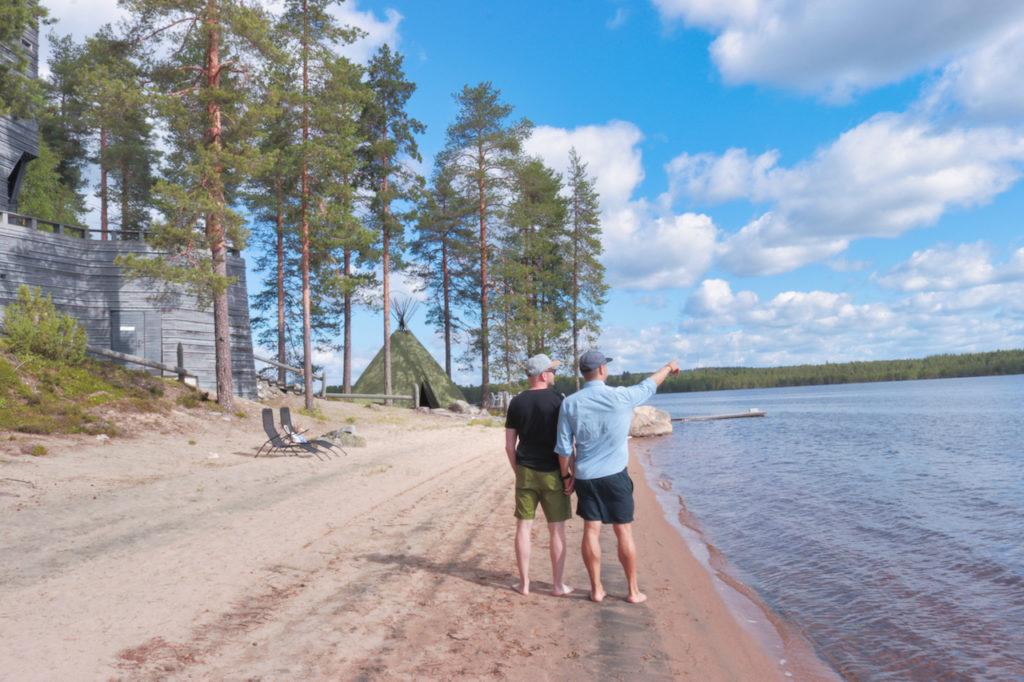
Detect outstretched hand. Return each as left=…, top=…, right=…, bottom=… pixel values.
left=667, top=359, right=680, bottom=375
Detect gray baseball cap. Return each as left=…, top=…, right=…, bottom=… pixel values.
left=578, top=349, right=613, bottom=372
left=525, top=354, right=560, bottom=377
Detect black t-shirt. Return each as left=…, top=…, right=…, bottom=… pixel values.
left=504, top=388, right=564, bottom=472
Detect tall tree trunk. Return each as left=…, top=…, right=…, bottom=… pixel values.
left=120, top=157, right=130, bottom=238
left=205, top=0, right=234, bottom=410
left=441, top=237, right=451, bottom=378
left=342, top=247, right=352, bottom=393
left=572, top=196, right=580, bottom=390
left=299, top=0, right=314, bottom=410
left=99, top=127, right=108, bottom=240
left=275, top=179, right=286, bottom=386
left=382, top=165, right=392, bottom=405
left=478, top=154, right=489, bottom=408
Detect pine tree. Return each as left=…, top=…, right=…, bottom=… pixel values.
left=359, top=45, right=424, bottom=403
left=443, top=82, right=531, bottom=406
left=411, top=155, right=474, bottom=378
left=566, top=148, right=607, bottom=389
left=243, top=58, right=300, bottom=385
left=507, top=157, right=570, bottom=357
left=39, top=35, right=90, bottom=217
left=277, top=0, right=362, bottom=408
left=16, top=138, right=81, bottom=224
left=118, top=0, right=277, bottom=409
left=79, top=29, right=155, bottom=239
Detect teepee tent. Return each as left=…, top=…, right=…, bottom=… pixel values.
left=353, top=300, right=466, bottom=409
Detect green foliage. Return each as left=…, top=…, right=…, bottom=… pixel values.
left=1, top=286, right=86, bottom=364
left=566, top=148, right=607, bottom=388
left=29, top=444, right=48, bottom=457
left=443, top=82, right=533, bottom=400
left=16, top=138, right=83, bottom=224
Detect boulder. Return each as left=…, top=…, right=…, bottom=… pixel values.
left=321, top=428, right=367, bottom=448
left=448, top=400, right=473, bottom=414
left=630, top=406, right=673, bottom=437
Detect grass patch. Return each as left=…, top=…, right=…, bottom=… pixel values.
left=298, top=406, right=327, bottom=421
left=0, top=350, right=211, bottom=437
left=468, top=417, right=501, bottom=427
left=345, top=416, right=357, bottom=424
left=29, top=444, right=47, bottom=456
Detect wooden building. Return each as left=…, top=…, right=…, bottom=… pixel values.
left=0, top=212, right=258, bottom=398
left=0, top=24, right=40, bottom=212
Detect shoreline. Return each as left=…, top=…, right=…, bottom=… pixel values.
left=2, top=396, right=827, bottom=679
left=631, top=439, right=839, bottom=681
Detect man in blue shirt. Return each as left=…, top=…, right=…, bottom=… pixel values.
left=556, top=350, right=679, bottom=604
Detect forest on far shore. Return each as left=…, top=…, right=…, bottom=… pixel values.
left=459, top=349, right=1024, bottom=401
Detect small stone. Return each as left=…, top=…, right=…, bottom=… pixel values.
left=320, top=429, right=367, bottom=447
left=95, top=434, right=110, bottom=442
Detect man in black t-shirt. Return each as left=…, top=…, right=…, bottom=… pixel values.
left=504, top=353, right=573, bottom=597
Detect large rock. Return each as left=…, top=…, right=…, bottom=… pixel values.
left=630, top=406, right=673, bottom=437
left=448, top=400, right=473, bottom=414
left=321, top=428, right=367, bottom=448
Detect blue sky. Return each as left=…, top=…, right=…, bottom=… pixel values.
left=44, top=1, right=1024, bottom=385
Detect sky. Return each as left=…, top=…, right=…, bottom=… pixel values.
left=40, top=0, right=1024, bottom=385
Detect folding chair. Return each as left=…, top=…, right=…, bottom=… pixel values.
left=256, top=408, right=323, bottom=460
left=280, top=407, right=346, bottom=457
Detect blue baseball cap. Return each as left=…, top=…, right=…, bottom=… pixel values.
left=578, top=349, right=613, bottom=372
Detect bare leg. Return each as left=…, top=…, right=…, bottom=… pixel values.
left=548, top=522, right=573, bottom=596
left=581, top=521, right=605, bottom=602
left=514, top=519, right=532, bottom=595
left=613, top=523, right=646, bottom=603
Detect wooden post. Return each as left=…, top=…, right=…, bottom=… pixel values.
left=412, top=383, right=419, bottom=409
left=320, top=373, right=327, bottom=398
left=176, top=342, right=186, bottom=383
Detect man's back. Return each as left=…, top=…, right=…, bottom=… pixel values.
left=505, top=388, right=563, bottom=471
left=556, top=378, right=656, bottom=480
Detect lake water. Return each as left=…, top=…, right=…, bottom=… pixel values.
left=645, top=375, right=1024, bottom=681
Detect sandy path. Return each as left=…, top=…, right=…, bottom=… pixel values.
left=0, top=400, right=800, bottom=680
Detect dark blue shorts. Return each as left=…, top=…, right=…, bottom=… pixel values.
left=574, top=468, right=634, bottom=524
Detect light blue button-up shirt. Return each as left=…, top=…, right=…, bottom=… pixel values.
left=555, top=378, right=657, bottom=480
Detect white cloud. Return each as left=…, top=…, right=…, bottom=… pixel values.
left=607, top=7, right=630, bottom=30
left=925, top=21, right=1024, bottom=122
left=330, top=3, right=403, bottom=64
left=669, top=114, right=1024, bottom=275
left=598, top=274, right=1024, bottom=372
left=652, top=0, right=1024, bottom=101
left=524, top=121, right=719, bottom=290
left=878, top=242, right=1024, bottom=292
left=524, top=121, right=645, bottom=209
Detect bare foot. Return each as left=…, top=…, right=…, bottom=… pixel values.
left=551, top=584, right=573, bottom=597
left=512, top=582, right=530, bottom=596
left=589, top=589, right=606, bottom=603
left=626, top=592, right=648, bottom=604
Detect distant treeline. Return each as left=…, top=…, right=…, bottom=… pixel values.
left=460, top=349, right=1024, bottom=401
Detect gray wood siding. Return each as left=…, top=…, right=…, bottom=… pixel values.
left=1, top=25, right=40, bottom=211
left=0, top=217, right=257, bottom=398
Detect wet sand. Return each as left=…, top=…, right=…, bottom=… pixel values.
left=1, top=397, right=818, bottom=680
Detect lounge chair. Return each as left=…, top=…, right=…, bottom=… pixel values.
left=280, top=407, right=346, bottom=457
left=256, top=408, right=323, bottom=460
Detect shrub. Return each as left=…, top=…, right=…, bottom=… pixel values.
left=2, top=285, right=87, bottom=364
left=29, top=444, right=47, bottom=456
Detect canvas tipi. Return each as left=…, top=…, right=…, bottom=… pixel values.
left=353, top=300, right=467, bottom=409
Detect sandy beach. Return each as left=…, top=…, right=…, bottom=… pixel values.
left=1, top=396, right=821, bottom=680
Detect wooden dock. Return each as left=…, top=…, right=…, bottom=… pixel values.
left=671, top=409, right=766, bottom=422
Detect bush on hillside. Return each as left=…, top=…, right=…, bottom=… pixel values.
left=1, top=285, right=87, bottom=364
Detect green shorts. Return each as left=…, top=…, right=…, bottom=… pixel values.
left=515, top=465, right=572, bottom=522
